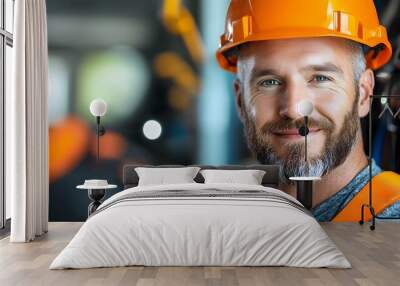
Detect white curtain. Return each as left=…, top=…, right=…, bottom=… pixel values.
left=8, top=0, right=49, bottom=242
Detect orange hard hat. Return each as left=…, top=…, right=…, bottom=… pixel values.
left=216, top=0, right=392, bottom=73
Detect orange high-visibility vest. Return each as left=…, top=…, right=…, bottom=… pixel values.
left=332, top=171, right=400, bottom=222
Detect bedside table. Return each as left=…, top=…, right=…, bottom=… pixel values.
left=77, top=181, right=117, bottom=217
left=289, top=176, right=321, bottom=210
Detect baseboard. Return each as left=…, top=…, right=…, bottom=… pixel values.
left=0, top=218, right=11, bottom=239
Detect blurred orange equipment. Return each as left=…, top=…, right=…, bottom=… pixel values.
left=90, top=131, right=128, bottom=160
left=49, top=116, right=90, bottom=182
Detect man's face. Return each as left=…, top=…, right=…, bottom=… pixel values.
left=236, top=38, right=365, bottom=182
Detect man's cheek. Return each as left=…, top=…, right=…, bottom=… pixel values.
left=308, top=131, right=329, bottom=156
left=315, top=94, right=349, bottom=124
left=253, top=105, right=276, bottom=128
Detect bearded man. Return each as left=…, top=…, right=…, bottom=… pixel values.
left=216, top=0, right=400, bottom=222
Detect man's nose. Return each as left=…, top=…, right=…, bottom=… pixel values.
left=278, top=81, right=312, bottom=119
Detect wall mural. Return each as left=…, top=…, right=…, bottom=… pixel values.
left=47, top=0, right=400, bottom=222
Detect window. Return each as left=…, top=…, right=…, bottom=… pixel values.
left=1, top=0, right=14, bottom=230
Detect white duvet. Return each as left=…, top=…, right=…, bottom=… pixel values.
left=50, top=183, right=351, bottom=269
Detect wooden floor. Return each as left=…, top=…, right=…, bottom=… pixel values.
left=0, top=222, right=399, bottom=286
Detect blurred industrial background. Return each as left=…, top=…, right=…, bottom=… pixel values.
left=47, top=0, right=400, bottom=221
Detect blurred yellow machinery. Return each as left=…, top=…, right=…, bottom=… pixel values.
left=154, top=0, right=204, bottom=110
left=162, top=0, right=204, bottom=64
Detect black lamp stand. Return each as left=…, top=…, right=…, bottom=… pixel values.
left=298, top=116, right=310, bottom=162
left=88, top=116, right=106, bottom=216
left=296, top=180, right=313, bottom=209
left=95, top=116, right=106, bottom=161
left=294, top=116, right=314, bottom=210
left=359, top=95, right=400, bottom=230
left=88, top=189, right=106, bottom=216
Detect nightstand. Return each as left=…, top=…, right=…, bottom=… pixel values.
left=77, top=180, right=117, bottom=217
left=289, top=177, right=321, bottom=210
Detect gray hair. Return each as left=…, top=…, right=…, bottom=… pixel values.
left=347, top=40, right=366, bottom=86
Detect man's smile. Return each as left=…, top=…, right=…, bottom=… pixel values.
left=272, top=128, right=322, bottom=140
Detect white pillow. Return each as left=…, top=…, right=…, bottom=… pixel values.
left=135, top=167, right=201, bottom=186
left=200, top=169, right=266, bottom=185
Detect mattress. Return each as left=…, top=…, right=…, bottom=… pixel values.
left=50, top=183, right=351, bottom=269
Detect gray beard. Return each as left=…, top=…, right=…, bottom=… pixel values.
left=254, top=142, right=337, bottom=185
left=242, top=103, right=359, bottom=185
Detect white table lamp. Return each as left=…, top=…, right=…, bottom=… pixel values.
left=89, top=99, right=107, bottom=161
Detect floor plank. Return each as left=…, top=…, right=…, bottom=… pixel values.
left=0, top=222, right=399, bottom=286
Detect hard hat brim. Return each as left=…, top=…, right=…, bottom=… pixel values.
left=216, top=27, right=392, bottom=73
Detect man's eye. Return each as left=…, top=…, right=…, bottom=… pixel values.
left=260, top=79, right=281, bottom=87
left=313, top=75, right=331, bottom=82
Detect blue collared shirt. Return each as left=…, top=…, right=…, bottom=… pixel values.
left=312, top=160, right=400, bottom=221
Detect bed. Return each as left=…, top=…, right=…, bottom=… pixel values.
left=50, top=164, right=350, bottom=269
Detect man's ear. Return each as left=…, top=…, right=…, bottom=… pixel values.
left=358, top=68, right=375, bottom=118
left=234, top=78, right=245, bottom=122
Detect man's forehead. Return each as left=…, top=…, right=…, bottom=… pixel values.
left=238, top=37, right=352, bottom=77
left=239, top=37, right=351, bottom=56
left=248, top=62, right=345, bottom=80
